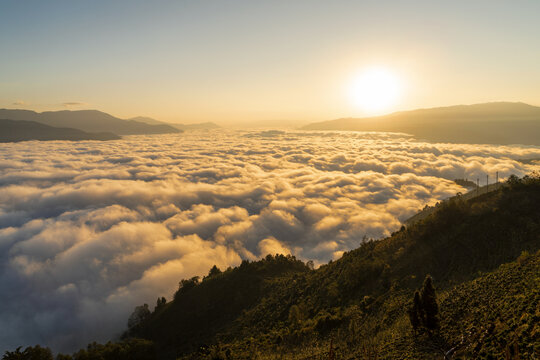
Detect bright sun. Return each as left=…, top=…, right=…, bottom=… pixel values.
left=348, top=67, right=401, bottom=114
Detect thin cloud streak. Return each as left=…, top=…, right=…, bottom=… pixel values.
left=61, top=102, right=87, bottom=107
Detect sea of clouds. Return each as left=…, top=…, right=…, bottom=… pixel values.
left=0, top=129, right=539, bottom=352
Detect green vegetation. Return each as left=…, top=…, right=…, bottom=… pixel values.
left=2, top=345, right=53, bottom=360
left=5, top=173, right=540, bottom=359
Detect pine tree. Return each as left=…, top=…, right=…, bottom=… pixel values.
left=408, top=291, right=422, bottom=333
left=155, top=296, right=166, bottom=310
left=420, top=275, right=439, bottom=330
left=208, top=265, right=222, bottom=278
left=127, top=304, right=151, bottom=330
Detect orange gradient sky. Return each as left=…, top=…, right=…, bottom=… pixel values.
left=1, top=0, right=539, bottom=125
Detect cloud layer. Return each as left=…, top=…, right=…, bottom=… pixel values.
left=0, top=130, right=538, bottom=352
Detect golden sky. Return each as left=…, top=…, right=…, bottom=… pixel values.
left=1, top=1, right=539, bottom=125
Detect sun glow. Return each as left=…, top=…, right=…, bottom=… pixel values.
left=348, top=67, right=401, bottom=115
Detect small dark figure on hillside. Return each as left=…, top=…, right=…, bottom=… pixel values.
left=420, top=275, right=440, bottom=330
left=407, top=291, right=422, bottom=335
left=408, top=275, right=440, bottom=333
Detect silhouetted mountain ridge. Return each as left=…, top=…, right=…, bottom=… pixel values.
left=171, top=122, right=221, bottom=130
left=303, top=102, right=540, bottom=145
left=0, top=119, right=120, bottom=142
left=0, top=109, right=182, bottom=135
left=128, top=116, right=221, bottom=130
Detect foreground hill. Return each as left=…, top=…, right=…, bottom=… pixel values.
left=0, top=109, right=181, bottom=135
left=0, top=119, right=120, bottom=142
left=302, top=102, right=540, bottom=145
left=129, top=174, right=539, bottom=359
left=6, top=174, right=539, bottom=359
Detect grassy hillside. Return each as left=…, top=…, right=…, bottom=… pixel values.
left=123, top=173, right=538, bottom=359
left=7, top=174, right=539, bottom=359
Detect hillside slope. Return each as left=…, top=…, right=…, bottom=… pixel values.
left=302, top=102, right=540, bottom=145
left=9, top=174, right=539, bottom=359
left=0, top=109, right=181, bottom=135
left=122, top=174, right=539, bottom=359
left=0, top=119, right=120, bottom=142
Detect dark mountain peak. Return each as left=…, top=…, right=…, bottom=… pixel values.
left=0, top=109, right=181, bottom=135
left=393, top=101, right=540, bottom=116
left=0, top=119, right=120, bottom=142
left=302, top=101, right=540, bottom=145
left=128, top=116, right=165, bottom=125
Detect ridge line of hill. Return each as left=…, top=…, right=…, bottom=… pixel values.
left=6, top=173, right=539, bottom=359
left=119, top=173, right=539, bottom=359
left=0, top=109, right=182, bottom=136
left=0, top=119, right=121, bottom=142
left=302, top=102, right=540, bottom=145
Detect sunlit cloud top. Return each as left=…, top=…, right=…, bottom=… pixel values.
left=1, top=129, right=539, bottom=352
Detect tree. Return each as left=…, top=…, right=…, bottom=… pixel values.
left=2, top=345, right=53, bottom=360
left=408, top=291, right=422, bottom=334
left=155, top=297, right=166, bottom=311
left=128, top=304, right=151, bottom=330
left=288, top=305, right=302, bottom=329
left=207, top=265, right=222, bottom=278
left=420, top=275, right=440, bottom=331
left=55, top=355, right=72, bottom=360
left=408, top=275, right=440, bottom=333
left=174, top=276, right=200, bottom=299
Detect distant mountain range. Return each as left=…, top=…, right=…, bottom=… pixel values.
left=0, top=109, right=182, bottom=135
left=127, top=116, right=166, bottom=125
left=0, top=119, right=120, bottom=142
left=172, top=122, right=220, bottom=130
left=128, top=116, right=220, bottom=131
left=302, top=102, right=540, bottom=145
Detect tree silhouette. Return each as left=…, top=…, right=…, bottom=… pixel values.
left=420, top=275, right=440, bottom=331
left=408, top=275, right=440, bottom=333
left=2, top=345, right=53, bottom=360
left=207, top=265, right=222, bottom=278
left=407, top=291, right=422, bottom=334
left=127, top=304, right=151, bottom=330
left=288, top=305, right=302, bottom=329
left=155, top=297, right=166, bottom=311
left=174, top=276, right=200, bottom=299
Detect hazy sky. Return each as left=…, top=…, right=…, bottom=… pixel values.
left=1, top=0, right=539, bottom=124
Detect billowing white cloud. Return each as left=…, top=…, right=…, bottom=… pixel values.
left=0, top=130, right=538, bottom=352
left=258, top=237, right=291, bottom=256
